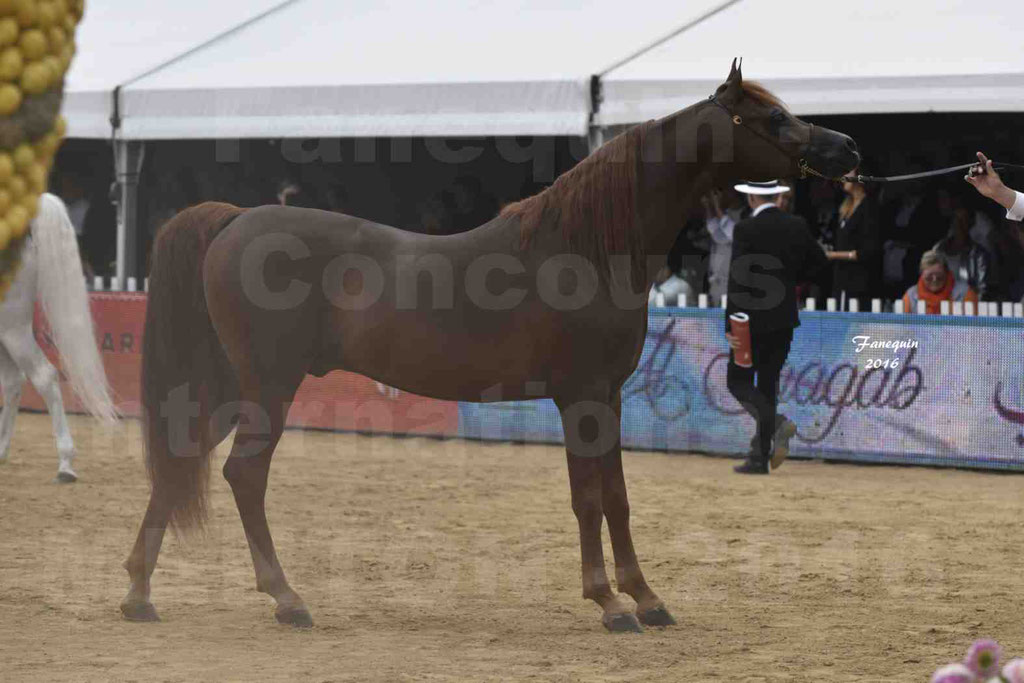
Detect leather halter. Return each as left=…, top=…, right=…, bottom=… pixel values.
left=709, top=93, right=1024, bottom=184
left=707, top=94, right=839, bottom=181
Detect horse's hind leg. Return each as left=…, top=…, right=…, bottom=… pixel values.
left=121, top=488, right=171, bottom=622
left=121, top=380, right=240, bottom=623
left=0, top=342, right=23, bottom=463
left=0, top=327, right=76, bottom=481
left=222, top=375, right=310, bottom=626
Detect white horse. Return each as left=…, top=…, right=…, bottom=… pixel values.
left=0, top=193, right=117, bottom=482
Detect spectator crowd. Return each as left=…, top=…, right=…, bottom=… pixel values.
left=48, top=132, right=1024, bottom=315
left=651, top=168, right=1024, bottom=313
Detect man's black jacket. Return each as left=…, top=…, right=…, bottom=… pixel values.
left=724, top=206, right=829, bottom=335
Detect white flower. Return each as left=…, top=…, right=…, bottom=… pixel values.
left=1003, top=658, right=1024, bottom=683
left=930, top=663, right=977, bottom=683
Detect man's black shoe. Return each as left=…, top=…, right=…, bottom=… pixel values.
left=771, top=416, right=797, bottom=470
left=733, top=457, right=769, bottom=475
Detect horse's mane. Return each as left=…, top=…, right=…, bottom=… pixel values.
left=740, top=80, right=788, bottom=111
left=501, top=121, right=654, bottom=285
left=500, top=81, right=784, bottom=285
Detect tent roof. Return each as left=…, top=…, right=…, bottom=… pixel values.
left=63, top=1, right=1024, bottom=140
left=64, top=0, right=288, bottom=138
left=598, top=0, right=1024, bottom=126
left=115, top=0, right=725, bottom=140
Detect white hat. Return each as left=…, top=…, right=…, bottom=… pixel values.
left=733, top=179, right=791, bottom=195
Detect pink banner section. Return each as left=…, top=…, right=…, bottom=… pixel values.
left=20, top=294, right=460, bottom=437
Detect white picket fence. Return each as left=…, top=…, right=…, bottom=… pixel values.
left=88, top=277, right=148, bottom=293
left=649, top=293, right=1024, bottom=318
left=86, top=276, right=1024, bottom=318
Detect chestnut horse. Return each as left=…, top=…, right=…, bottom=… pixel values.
left=121, top=62, right=859, bottom=632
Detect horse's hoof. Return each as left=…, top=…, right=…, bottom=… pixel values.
left=53, top=471, right=77, bottom=484
left=121, top=600, right=160, bottom=622
left=275, top=605, right=313, bottom=628
left=603, top=612, right=643, bottom=634
left=637, top=604, right=677, bottom=627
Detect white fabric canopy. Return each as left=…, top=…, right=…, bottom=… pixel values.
left=599, top=0, right=1024, bottom=126
left=63, top=0, right=306, bottom=138
left=111, top=0, right=725, bottom=139
left=63, top=0, right=1024, bottom=140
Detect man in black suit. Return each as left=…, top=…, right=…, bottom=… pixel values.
left=725, top=180, right=829, bottom=474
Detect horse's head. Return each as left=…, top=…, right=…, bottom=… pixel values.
left=709, top=59, right=859, bottom=181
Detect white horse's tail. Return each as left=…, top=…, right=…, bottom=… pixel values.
left=31, top=193, right=118, bottom=421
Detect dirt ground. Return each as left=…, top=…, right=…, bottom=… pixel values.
left=1, top=413, right=1022, bottom=682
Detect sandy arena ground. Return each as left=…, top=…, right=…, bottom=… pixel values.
left=1, top=412, right=1022, bottom=682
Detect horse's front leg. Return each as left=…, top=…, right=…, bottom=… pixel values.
left=601, top=448, right=676, bottom=627
left=557, top=392, right=641, bottom=633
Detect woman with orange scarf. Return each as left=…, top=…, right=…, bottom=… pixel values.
left=902, top=250, right=978, bottom=314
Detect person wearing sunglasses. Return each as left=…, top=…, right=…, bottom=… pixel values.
left=901, top=250, right=978, bottom=314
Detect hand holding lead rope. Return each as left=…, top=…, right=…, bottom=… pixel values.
left=965, top=151, right=1020, bottom=214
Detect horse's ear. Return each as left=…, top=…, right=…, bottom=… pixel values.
left=720, top=57, right=743, bottom=97
left=727, top=58, right=743, bottom=82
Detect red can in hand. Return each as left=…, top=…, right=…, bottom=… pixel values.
left=729, top=312, right=753, bottom=368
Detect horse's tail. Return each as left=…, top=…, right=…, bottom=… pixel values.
left=32, top=193, right=118, bottom=422
left=142, top=202, right=245, bottom=533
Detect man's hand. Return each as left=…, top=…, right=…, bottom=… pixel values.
left=710, top=189, right=723, bottom=218
left=965, top=152, right=1017, bottom=210
left=826, top=250, right=856, bottom=261
left=277, top=184, right=299, bottom=206
left=724, top=332, right=742, bottom=350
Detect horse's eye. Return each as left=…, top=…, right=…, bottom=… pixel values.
left=769, top=109, right=786, bottom=124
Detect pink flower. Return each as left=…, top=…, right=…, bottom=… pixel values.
left=930, top=663, right=977, bottom=683
left=1003, top=658, right=1024, bottom=683
left=964, top=640, right=1001, bottom=679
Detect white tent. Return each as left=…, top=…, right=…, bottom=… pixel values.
left=64, top=0, right=288, bottom=138
left=59, top=0, right=1023, bottom=282
left=63, top=0, right=295, bottom=284
left=115, top=0, right=725, bottom=140
left=598, top=0, right=1024, bottom=126
left=67, top=1, right=1024, bottom=140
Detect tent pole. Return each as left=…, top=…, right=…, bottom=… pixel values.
left=587, top=74, right=605, bottom=155
left=588, top=125, right=605, bottom=154
left=114, top=139, right=143, bottom=288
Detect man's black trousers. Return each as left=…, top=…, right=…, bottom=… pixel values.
left=726, top=327, right=794, bottom=459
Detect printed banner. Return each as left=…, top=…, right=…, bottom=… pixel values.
left=20, top=294, right=459, bottom=437
left=459, top=309, right=1024, bottom=470
left=18, top=296, right=1024, bottom=470
left=22, top=293, right=147, bottom=416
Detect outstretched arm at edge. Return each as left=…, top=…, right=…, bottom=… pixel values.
left=965, top=151, right=1024, bottom=221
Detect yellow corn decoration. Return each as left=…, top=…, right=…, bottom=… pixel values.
left=0, top=0, right=83, bottom=301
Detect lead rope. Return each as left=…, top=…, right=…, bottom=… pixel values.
left=843, top=161, right=1024, bottom=184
